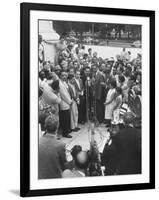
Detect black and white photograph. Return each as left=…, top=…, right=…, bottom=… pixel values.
left=38, top=20, right=142, bottom=179
left=20, top=3, right=155, bottom=197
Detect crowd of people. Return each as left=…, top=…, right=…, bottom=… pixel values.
left=38, top=34, right=142, bottom=179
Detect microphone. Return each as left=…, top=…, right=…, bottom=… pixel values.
left=87, top=76, right=91, bottom=86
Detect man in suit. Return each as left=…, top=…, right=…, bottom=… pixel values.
left=68, top=74, right=80, bottom=132
left=92, top=64, right=106, bottom=123
left=38, top=115, right=66, bottom=179
left=81, top=67, right=92, bottom=122
left=41, top=79, right=61, bottom=117
left=101, top=112, right=141, bottom=175
left=73, top=69, right=84, bottom=124
left=59, top=70, right=72, bottom=138
left=39, top=78, right=61, bottom=132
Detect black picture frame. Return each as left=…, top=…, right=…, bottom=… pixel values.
left=20, top=2, right=155, bottom=197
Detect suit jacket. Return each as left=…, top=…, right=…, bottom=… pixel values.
left=59, top=80, right=72, bottom=110
left=73, top=78, right=84, bottom=95
left=102, top=126, right=141, bottom=175
left=94, top=71, right=105, bottom=100
left=68, top=83, right=78, bottom=100
left=38, top=134, right=66, bottom=179
left=42, top=82, right=61, bottom=114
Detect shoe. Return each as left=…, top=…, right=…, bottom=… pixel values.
left=63, top=135, right=72, bottom=138
left=75, top=127, right=80, bottom=131
left=71, top=129, right=76, bottom=132
left=67, top=130, right=72, bottom=134
left=56, top=135, right=61, bottom=140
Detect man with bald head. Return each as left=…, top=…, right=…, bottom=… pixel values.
left=62, top=151, right=89, bottom=178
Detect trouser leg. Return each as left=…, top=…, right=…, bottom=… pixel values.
left=59, top=109, right=70, bottom=136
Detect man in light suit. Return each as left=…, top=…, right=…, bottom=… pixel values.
left=73, top=69, right=84, bottom=124
left=38, top=115, right=66, bottom=179
left=59, top=70, right=72, bottom=138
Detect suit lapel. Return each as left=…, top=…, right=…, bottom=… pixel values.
left=74, top=78, right=81, bottom=91
left=61, top=80, right=70, bottom=96
left=79, top=79, right=83, bottom=90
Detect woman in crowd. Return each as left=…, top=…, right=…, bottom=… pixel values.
left=112, top=87, right=123, bottom=125
left=104, top=79, right=117, bottom=127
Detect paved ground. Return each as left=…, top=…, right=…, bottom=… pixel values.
left=60, top=123, right=110, bottom=161
left=64, top=123, right=109, bottom=149
left=39, top=123, right=110, bottom=161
